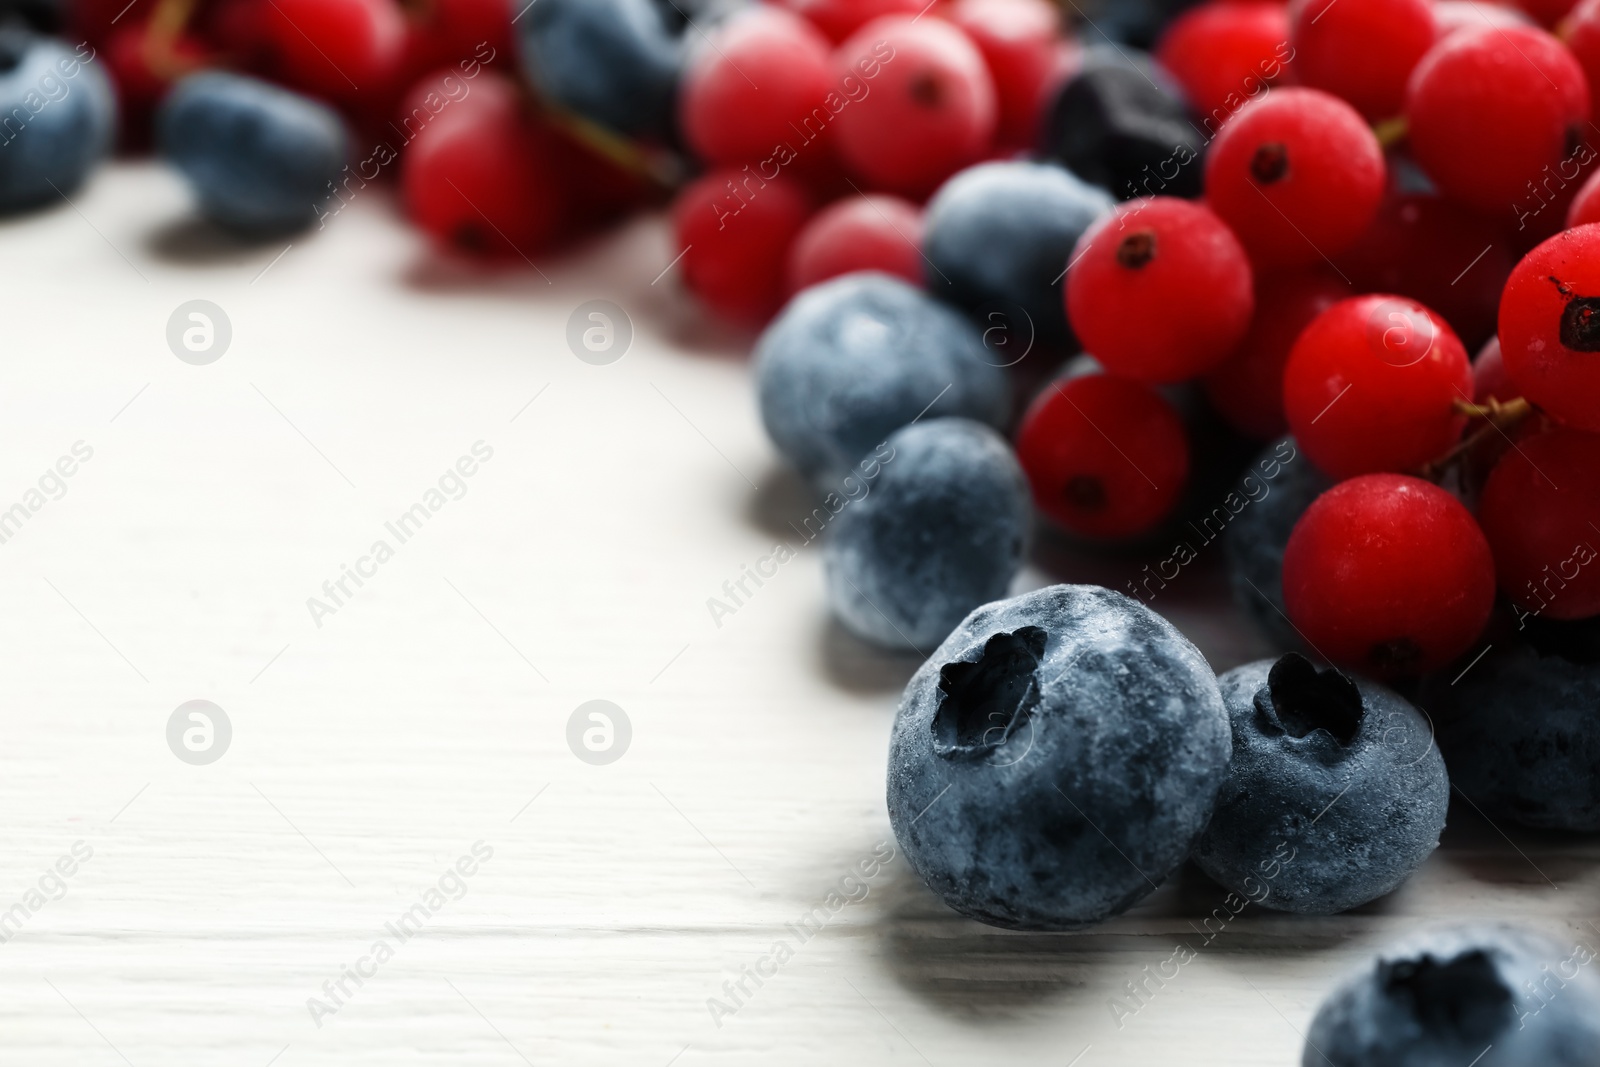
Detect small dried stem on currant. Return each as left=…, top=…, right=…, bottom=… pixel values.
left=1372, top=116, right=1409, bottom=149
left=1419, top=397, right=1535, bottom=479
left=144, top=0, right=204, bottom=81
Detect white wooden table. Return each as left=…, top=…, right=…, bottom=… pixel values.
left=0, top=161, right=1593, bottom=1066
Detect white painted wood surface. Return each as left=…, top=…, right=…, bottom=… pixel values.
left=0, top=162, right=1594, bottom=1066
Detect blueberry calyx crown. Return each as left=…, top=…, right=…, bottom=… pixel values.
left=932, top=627, right=1047, bottom=761
left=1377, top=949, right=1514, bottom=1042
left=1260, top=653, right=1363, bottom=745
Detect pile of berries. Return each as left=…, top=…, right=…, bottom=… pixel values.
left=706, top=0, right=1600, bottom=1059
left=5, top=0, right=1600, bottom=1058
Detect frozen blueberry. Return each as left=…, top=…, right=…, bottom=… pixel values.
left=923, top=160, right=1112, bottom=348
left=1194, top=654, right=1449, bottom=914
left=755, top=273, right=1010, bottom=488
left=515, top=0, right=737, bottom=141
left=1305, top=924, right=1600, bottom=1066
left=0, top=32, right=114, bottom=213
left=1223, top=437, right=1331, bottom=648
left=1038, top=47, right=1204, bottom=202
left=1430, top=628, right=1600, bottom=832
left=824, top=419, right=1031, bottom=652
left=887, top=584, right=1231, bottom=930
left=157, top=72, right=348, bottom=235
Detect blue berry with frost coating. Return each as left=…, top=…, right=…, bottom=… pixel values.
left=1430, top=633, right=1600, bottom=832
left=887, top=584, right=1230, bottom=930
left=923, top=160, right=1113, bottom=347
left=1305, top=923, right=1600, bottom=1066
left=1223, top=437, right=1330, bottom=647
left=1194, top=653, right=1448, bottom=914
left=755, top=272, right=1010, bottom=488
left=0, top=32, right=114, bottom=213
left=157, top=72, right=348, bottom=235
left=824, top=418, right=1030, bottom=652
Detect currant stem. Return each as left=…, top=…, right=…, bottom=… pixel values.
left=1421, top=397, right=1535, bottom=478
left=1372, top=116, right=1409, bottom=149
left=143, top=0, right=201, bottom=81
left=1451, top=396, right=1531, bottom=421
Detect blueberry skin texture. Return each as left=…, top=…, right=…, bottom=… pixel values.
left=1431, top=643, right=1600, bottom=832
left=1223, top=437, right=1331, bottom=648
left=1305, top=924, right=1600, bottom=1067
left=887, top=584, right=1231, bottom=930
left=755, top=273, right=1010, bottom=488
left=924, top=161, right=1113, bottom=348
left=824, top=419, right=1031, bottom=652
left=515, top=0, right=734, bottom=140
left=0, top=33, right=114, bottom=213
left=158, top=72, right=348, bottom=235
left=1038, top=47, right=1204, bottom=202
left=1194, top=655, right=1449, bottom=914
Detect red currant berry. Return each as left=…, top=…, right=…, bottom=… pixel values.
left=105, top=23, right=210, bottom=149
left=1066, top=197, right=1254, bottom=384
left=545, top=123, right=662, bottom=227
left=1498, top=224, right=1600, bottom=432
left=1015, top=370, right=1190, bottom=540
left=773, top=0, right=925, bottom=43
left=786, top=195, right=924, bottom=294
left=672, top=170, right=813, bottom=323
left=1473, top=336, right=1513, bottom=405
left=1516, top=0, right=1581, bottom=25
left=1478, top=428, right=1600, bottom=621
left=1157, top=1, right=1292, bottom=120
left=1203, top=87, right=1386, bottom=268
left=400, top=76, right=565, bottom=260
left=1203, top=270, right=1351, bottom=440
left=831, top=16, right=998, bottom=197
left=402, top=0, right=513, bottom=71
left=1283, top=294, right=1473, bottom=479
left=1570, top=164, right=1600, bottom=227
left=1288, top=0, right=1434, bottom=121
left=1334, top=192, right=1516, bottom=352
left=947, top=0, right=1065, bottom=148
left=72, top=0, right=144, bottom=42
left=679, top=7, right=836, bottom=169
left=1283, top=473, right=1496, bottom=676
left=1404, top=24, right=1591, bottom=216
left=1434, top=1, right=1535, bottom=37
left=1463, top=335, right=1546, bottom=484
left=217, top=0, right=409, bottom=103
left=1565, top=0, right=1600, bottom=120
left=396, top=64, right=518, bottom=147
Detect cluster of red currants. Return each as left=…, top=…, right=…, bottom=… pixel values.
left=73, top=0, right=657, bottom=255
left=670, top=0, right=1600, bottom=683
left=670, top=0, right=1075, bottom=320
